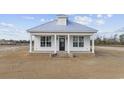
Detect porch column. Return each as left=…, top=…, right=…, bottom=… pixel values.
left=67, top=34, right=70, bottom=54
left=92, top=35, right=94, bottom=53
left=54, top=34, right=57, bottom=53
left=29, top=34, right=32, bottom=53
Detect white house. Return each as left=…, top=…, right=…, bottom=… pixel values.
left=27, top=15, right=97, bottom=54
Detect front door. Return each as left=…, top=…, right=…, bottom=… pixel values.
left=59, top=37, right=65, bottom=51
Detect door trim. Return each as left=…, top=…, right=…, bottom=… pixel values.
left=59, top=36, right=65, bottom=51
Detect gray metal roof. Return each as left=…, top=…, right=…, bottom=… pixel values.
left=27, top=20, right=98, bottom=33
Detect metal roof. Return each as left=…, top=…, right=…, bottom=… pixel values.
left=27, top=20, right=98, bottom=33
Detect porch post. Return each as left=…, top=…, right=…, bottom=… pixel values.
left=54, top=34, right=57, bottom=53
left=29, top=34, right=32, bottom=53
left=92, top=35, right=94, bottom=53
left=67, top=34, right=70, bottom=54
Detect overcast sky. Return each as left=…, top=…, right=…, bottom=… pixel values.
left=0, top=14, right=124, bottom=40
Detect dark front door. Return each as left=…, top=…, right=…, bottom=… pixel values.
left=59, top=37, right=65, bottom=51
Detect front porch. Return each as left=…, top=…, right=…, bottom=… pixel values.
left=29, top=32, right=95, bottom=54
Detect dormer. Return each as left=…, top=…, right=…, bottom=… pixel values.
left=57, top=14, right=68, bottom=25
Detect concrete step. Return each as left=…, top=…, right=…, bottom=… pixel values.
left=50, top=52, right=74, bottom=58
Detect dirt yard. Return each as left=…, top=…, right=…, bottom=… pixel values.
left=0, top=45, right=124, bottom=79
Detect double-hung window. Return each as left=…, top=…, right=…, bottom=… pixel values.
left=73, top=36, right=78, bottom=47
left=79, top=36, right=84, bottom=47
left=73, top=36, right=84, bottom=47
left=40, top=36, right=51, bottom=47
left=46, top=36, right=51, bottom=47
left=41, top=36, right=45, bottom=47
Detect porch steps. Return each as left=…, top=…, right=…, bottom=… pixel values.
left=50, top=52, right=74, bottom=58
left=50, top=52, right=95, bottom=58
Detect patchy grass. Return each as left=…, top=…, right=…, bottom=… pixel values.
left=0, top=45, right=124, bottom=79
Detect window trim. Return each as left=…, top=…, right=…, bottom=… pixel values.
left=40, top=36, right=51, bottom=47
left=73, top=36, right=84, bottom=47
left=40, top=36, right=45, bottom=47
left=73, top=36, right=78, bottom=47
left=79, top=36, right=84, bottom=47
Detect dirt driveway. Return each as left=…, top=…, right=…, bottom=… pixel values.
left=0, top=45, right=124, bottom=79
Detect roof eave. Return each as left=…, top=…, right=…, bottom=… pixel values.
left=27, top=30, right=98, bottom=33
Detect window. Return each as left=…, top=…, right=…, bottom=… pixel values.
left=73, top=36, right=78, bottom=47
left=41, top=36, right=45, bottom=47
left=73, top=36, right=84, bottom=47
left=40, top=36, right=51, bottom=47
left=73, top=36, right=78, bottom=42
left=73, top=42, right=78, bottom=47
left=46, top=36, right=51, bottom=47
left=79, top=36, right=84, bottom=47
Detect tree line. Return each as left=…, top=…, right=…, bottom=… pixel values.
left=0, top=39, right=29, bottom=45
left=95, top=34, right=124, bottom=45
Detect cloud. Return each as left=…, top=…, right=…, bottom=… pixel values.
left=97, top=14, right=113, bottom=19
left=40, top=18, right=53, bottom=23
left=0, top=22, right=14, bottom=28
left=74, top=16, right=92, bottom=25
left=22, top=16, right=35, bottom=20
left=73, top=15, right=106, bottom=26
left=97, top=14, right=103, bottom=18
left=95, top=14, right=113, bottom=25
left=0, top=22, right=28, bottom=40
left=107, top=14, right=112, bottom=18
left=95, top=19, right=105, bottom=25
left=40, top=18, right=46, bottom=22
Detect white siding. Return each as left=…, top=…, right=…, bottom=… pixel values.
left=57, top=18, right=67, bottom=25
left=69, top=35, right=90, bottom=52
left=34, top=35, right=55, bottom=52
left=34, top=35, right=91, bottom=53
